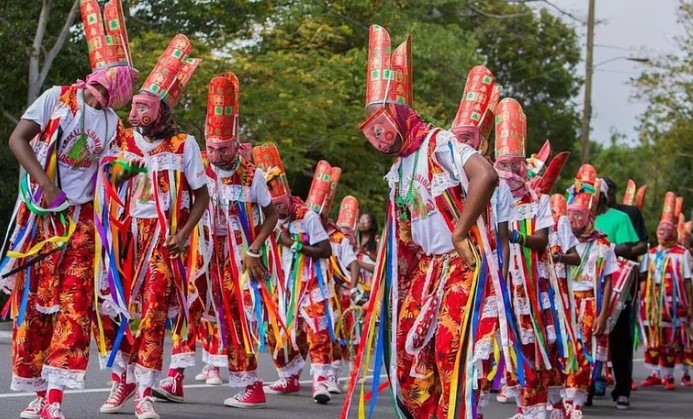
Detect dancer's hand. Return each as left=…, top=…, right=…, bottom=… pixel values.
left=41, top=183, right=65, bottom=208
left=453, top=235, right=477, bottom=269
left=117, top=158, right=146, bottom=182
left=243, top=249, right=266, bottom=280
left=593, top=314, right=607, bottom=336
left=165, top=232, right=188, bottom=257
left=277, top=230, right=294, bottom=248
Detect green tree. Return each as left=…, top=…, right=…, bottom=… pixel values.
left=632, top=0, right=693, bottom=236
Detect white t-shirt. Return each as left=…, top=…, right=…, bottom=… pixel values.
left=279, top=209, right=331, bottom=284
left=128, top=132, right=207, bottom=219
left=206, top=165, right=272, bottom=236
left=385, top=129, right=477, bottom=256
left=22, top=86, right=119, bottom=204
left=492, top=179, right=513, bottom=225
left=333, top=236, right=358, bottom=268
left=573, top=240, right=619, bottom=291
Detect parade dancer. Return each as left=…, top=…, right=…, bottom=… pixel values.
left=302, top=161, right=359, bottom=394
left=563, top=166, right=616, bottom=418
left=449, top=65, right=514, bottom=419
left=252, top=144, right=335, bottom=404
left=641, top=192, right=693, bottom=391
left=0, top=1, right=137, bottom=418
left=95, top=35, right=208, bottom=419
left=342, top=26, right=498, bottom=419
left=491, top=98, right=555, bottom=419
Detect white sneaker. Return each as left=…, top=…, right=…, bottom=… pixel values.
left=496, top=386, right=513, bottom=403
left=20, top=397, right=45, bottom=419
left=205, top=366, right=223, bottom=386
left=194, top=364, right=213, bottom=382
left=312, top=377, right=331, bottom=404
left=135, top=396, right=160, bottom=419
left=325, top=374, right=342, bottom=394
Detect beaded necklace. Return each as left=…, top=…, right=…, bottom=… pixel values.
left=395, top=148, right=420, bottom=221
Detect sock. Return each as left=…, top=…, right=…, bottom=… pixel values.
left=47, top=387, right=64, bottom=404
left=573, top=390, right=587, bottom=408
left=111, top=372, right=122, bottom=383
left=112, top=362, right=125, bottom=377
left=548, top=387, right=563, bottom=405
left=36, top=390, right=46, bottom=399
left=138, top=385, right=152, bottom=398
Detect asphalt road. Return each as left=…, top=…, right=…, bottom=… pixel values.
left=1, top=333, right=693, bottom=418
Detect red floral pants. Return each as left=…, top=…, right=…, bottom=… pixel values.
left=12, top=204, right=95, bottom=391
left=267, top=289, right=333, bottom=378
left=395, top=253, right=475, bottom=419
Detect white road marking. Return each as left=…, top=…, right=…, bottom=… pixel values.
left=0, top=374, right=389, bottom=399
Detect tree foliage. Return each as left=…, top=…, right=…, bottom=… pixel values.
left=0, top=0, right=584, bottom=225
left=629, top=0, right=693, bottom=236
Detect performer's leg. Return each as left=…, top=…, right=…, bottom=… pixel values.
left=395, top=256, right=439, bottom=419
left=129, top=239, right=174, bottom=402
left=434, top=256, right=476, bottom=419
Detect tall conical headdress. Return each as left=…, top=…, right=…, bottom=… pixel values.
left=81, top=0, right=133, bottom=70
left=140, top=34, right=202, bottom=108
left=205, top=73, right=239, bottom=146
left=365, top=25, right=412, bottom=108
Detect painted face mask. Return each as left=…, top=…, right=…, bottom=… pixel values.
left=567, top=205, right=590, bottom=232
left=272, top=195, right=293, bottom=220
left=495, top=156, right=527, bottom=196
left=206, top=140, right=239, bottom=169
left=128, top=93, right=161, bottom=131
left=359, top=105, right=403, bottom=155
left=451, top=126, right=482, bottom=150
left=657, top=221, right=676, bottom=246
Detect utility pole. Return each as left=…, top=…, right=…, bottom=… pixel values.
left=580, top=0, right=596, bottom=163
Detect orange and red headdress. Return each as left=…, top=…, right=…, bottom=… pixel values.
left=305, top=161, right=341, bottom=216
left=450, top=66, right=499, bottom=154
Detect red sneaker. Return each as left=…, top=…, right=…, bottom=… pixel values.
left=134, top=396, right=160, bottom=419
left=20, top=397, right=44, bottom=419
left=312, top=376, right=331, bottom=404
left=100, top=372, right=136, bottom=413
left=640, top=374, right=662, bottom=387
left=223, top=381, right=267, bottom=408
left=39, top=403, right=65, bottom=419
left=263, top=375, right=300, bottom=395
left=664, top=375, right=676, bottom=391
left=682, top=374, right=693, bottom=387
left=153, top=372, right=184, bottom=403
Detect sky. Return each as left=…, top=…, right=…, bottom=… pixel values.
left=547, top=0, right=683, bottom=145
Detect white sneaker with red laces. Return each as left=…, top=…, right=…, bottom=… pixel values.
left=263, top=375, right=300, bottom=395
left=100, top=378, right=137, bottom=413
left=325, top=374, right=342, bottom=394
left=39, top=402, right=65, bottom=419
left=312, top=376, right=331, bottom=404
left=152, top=373, right=184, bottom=403
left=205, top=366, right=222, bottom=386
left=20, top=397, right=44, bottom=419
left=223, top=381, right=267, bottom=408
left=194, top=364, right=213, bottom=382
left=135, top=396, right=160, bottom=419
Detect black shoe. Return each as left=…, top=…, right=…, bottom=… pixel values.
left=616, top=396, right=630, bottom=410
left=585, top=396, right=593, bottom=407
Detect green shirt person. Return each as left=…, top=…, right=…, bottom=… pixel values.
left=595, top=207, right=640, bottom=245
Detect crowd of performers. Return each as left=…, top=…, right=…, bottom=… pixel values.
left=0, top=4, right=691, bottom=419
